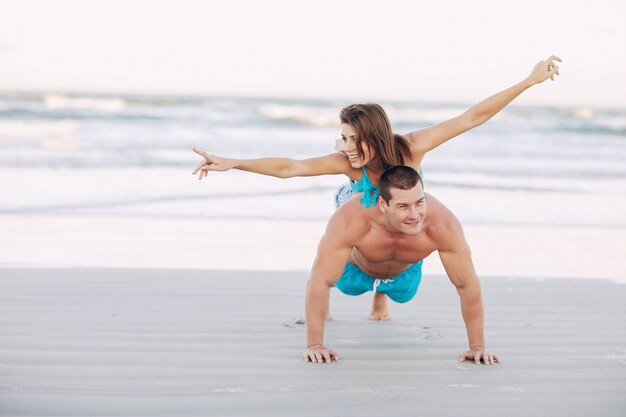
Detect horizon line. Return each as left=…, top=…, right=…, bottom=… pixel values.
left=0, top=87, right=622, bottom=111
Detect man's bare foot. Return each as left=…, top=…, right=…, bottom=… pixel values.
left=369, top=292, right=391, bottom=321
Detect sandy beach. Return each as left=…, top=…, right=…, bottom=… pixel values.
left=1, top=268, right=625, bottom=416
left=2, top=3, right=626, bottom=414
left=1, top=215, right=626, bottom=416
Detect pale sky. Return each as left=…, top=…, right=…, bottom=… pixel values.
left=1, top=0, right=625, bottom=108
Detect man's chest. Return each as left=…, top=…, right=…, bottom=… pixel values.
left=356, top=233, right=436, bottom=263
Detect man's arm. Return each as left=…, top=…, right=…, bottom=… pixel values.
left=437, top=214, right=500, bottom=365
left=303, top=212, right=356, bottom=363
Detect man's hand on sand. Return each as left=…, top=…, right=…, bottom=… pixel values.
left=303, top=345, right=339, bottom=363
left=192, top=147, right=235, bottom=180
left=459, top=347, right=500, bottom=366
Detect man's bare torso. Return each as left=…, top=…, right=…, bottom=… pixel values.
left=343, top=194, right=449, bottom=279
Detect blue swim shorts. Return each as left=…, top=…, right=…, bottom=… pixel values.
left=335, top=261, right=423, bottom=303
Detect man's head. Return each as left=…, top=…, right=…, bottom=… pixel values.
left=377, top=166, right=426, bottom=235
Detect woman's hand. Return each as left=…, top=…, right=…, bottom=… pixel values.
left=526, top=55, right=561, bottom=85
left=192, top=147, right=237, bottom=180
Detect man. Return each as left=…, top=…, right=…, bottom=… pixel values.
left=304, top=166, right=500, bottom=365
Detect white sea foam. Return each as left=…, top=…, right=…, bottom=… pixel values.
left=426, top=170, right=626, bottom=195
left=0, top=120, right=79, bottom=141
left=259, top=103, right=473, bottom=127
left=44, top=94, right=126, bottom=112
left=570, top=107, right=595, bottom=119
left=593, top=115, right=626, bottom=131
left=39, top=138, right=84, bottom=152
left=259, top=103, right=340, bottom=126
left=385, top=105, right=468, bottom=124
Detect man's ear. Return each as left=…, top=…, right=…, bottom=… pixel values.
left=378, top=196, right=387, bottom=214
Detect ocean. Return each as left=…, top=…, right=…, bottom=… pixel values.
left=1, top=91, right=625, bottom=226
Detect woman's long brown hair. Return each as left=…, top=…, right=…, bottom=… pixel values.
left=339, top=103, right=412, bottom=171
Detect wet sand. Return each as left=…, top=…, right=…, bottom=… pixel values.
left=1, top=268, right=625, bottom=417
left=1, top=215, right=625, bottom=282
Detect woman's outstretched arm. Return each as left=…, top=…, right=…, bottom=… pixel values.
left=407, top=55, right=561, bottom=157
left=192, top=148, right=355, bottom=180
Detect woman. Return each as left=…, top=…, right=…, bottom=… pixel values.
left=193, top=55, right=560, bottom=197
left=192, top=55, right=561, bottom=319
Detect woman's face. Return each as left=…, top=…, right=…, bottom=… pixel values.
left=340, top=124, right=375, bottom=168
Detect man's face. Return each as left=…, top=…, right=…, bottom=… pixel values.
left=379, top=183, right=427, bottom=235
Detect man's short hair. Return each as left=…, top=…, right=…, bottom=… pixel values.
left=378, top=166, right=423, bottom=203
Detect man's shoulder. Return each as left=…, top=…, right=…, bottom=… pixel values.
left=423, top=194, right=463, bottom=249
left=327, top=198, right=373, bottom=241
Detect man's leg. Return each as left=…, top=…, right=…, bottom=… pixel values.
left=370, top=292, right=391, bottom=321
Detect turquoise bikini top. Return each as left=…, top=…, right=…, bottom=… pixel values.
left=349, top=166, right=426, bottom=208
left=350, top=167, right=379, bottom=208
